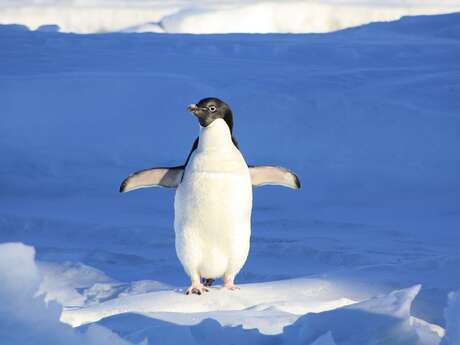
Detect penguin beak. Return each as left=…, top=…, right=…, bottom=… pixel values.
left=187, top=104, right=198, bottom=113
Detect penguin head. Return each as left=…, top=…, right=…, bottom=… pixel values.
left=187, top=97, right=233, bottom=132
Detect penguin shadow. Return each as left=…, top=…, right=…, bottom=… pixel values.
left=89, top=312, right=278, bottom=345
left=83, top=305, right=421, bottom=345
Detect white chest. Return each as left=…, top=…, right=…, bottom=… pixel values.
left=176, top=119, right=252, bottom=226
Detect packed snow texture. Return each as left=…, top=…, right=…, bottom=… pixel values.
left=1, top=0, right=460, bottom=33
left=0, top=242, right=444, bottom=345
left=1, top=11, right=460, bottom=345
left=441, top=290, right=460, bottom=345
left=0, top=243, right=139, bottom=345
left=160, top=2, right=460, bottom=34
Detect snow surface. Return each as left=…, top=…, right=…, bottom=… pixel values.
left=1, top=11, right=460, bottom=345
left=1, top=0, right=460, bottom=33
left=441, top=290, right=460, bottom=345
left=0, top=243, right=444, bottom=344
left=0, top=243, right=139, bottom=345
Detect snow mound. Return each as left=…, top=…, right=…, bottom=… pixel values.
left=0, top=3, right=176, bottom=33
left=38, top=261, right=116, bottom=307
left=61, top=277, right=357, bottom=334
left=1, top=0, right=460, bottom=33
left=5, top=242, right=435, bottom=344
left=38, top=261, right=174, bottom=310
left=310, top=332, right=337, bottom=345
left=0, top=242, right=140, bottom=345
left=282, top=285, right=442, bottom=345
left=441, top=290, right=460, bottom=345
left=160, top=2, right=460, bottom=34
left=61, top=280, right=443, bottom=345
left=36, top=24, right=60, bottom=32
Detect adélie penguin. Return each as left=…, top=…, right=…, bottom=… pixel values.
left=120, top=98, right=300, bottom=295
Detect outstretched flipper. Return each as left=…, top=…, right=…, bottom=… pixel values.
left=119, top=167, right=184, bottom=192
left=249, top=166, right=301, bottom=189
left=120, top=137, right=201, bottom=193
left=119, top=135, right=240, bottom=193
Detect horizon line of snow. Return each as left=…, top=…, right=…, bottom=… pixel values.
left=1, top=1, right=460, bottom=34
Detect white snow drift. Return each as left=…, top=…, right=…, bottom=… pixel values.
left=0, top=242, right=140, bottom=345
left=0, top=242, right=445, bottom=344
left=1, top=0, right=460, bottom=33
left=441, top=290, right=460, bottom=345
left=160, top=1, right=460, bottom=34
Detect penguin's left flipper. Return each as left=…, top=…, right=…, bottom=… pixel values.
left=249, top=166, right=301, bottom=189
left=119, top=167, right=184, bottom=193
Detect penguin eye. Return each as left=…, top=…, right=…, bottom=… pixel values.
left=208, top=105, right=217, bottom=112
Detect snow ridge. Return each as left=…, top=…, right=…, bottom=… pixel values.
left=1, top=0, right=460, bottom=33
left=0, top=243, right=140, bottom=345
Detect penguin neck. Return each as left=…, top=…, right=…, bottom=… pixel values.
left=198, top=118, right=233, bottom=151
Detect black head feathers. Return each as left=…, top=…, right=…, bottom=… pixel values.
left=187, top=97, right=234, bottom=132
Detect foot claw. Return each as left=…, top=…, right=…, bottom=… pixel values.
left=185, top=285, right=209, bottom=295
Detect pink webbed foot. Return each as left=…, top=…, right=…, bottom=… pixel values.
left=223, top=277, right=239, bottom=291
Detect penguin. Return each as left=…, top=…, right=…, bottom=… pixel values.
left=120, top=98, right=300, bottom=295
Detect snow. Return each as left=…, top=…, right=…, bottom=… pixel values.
left=60, top=277, right=357, bottom=332
left=0, top=244, right=443, bottom=345
left=441, top=290, right=460, bottom=345
left=282, top=285, right=433, bottom=345
left=1, top=10, right=460, bottom=345
left=1, top=0, right=460, bottom=33
left=0, top=243, right=139, bottom=345
left=160, top=2, right=460, bottom=34
left=310, top=332, right=337, bottom=345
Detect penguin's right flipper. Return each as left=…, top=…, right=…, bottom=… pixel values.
left=119, top=167, right=184, bottom=192
left=249, top=166, right=301, bottom=189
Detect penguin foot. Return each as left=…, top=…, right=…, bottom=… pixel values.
left=185, top=284, right=209, bottom=295
left=201, top=278, right=215, bottom=287
left=223, top=277, right=239, bottom=291
left=223, top=283, right=239, bottom=291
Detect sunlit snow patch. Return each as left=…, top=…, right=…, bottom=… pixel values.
left=1, top=1, right=460, bottom=33
left=61, top=277, right=357, bottom=334
left=0, top=242, right=142, bottom=345
left=160, top=1, right=460, bottom=34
